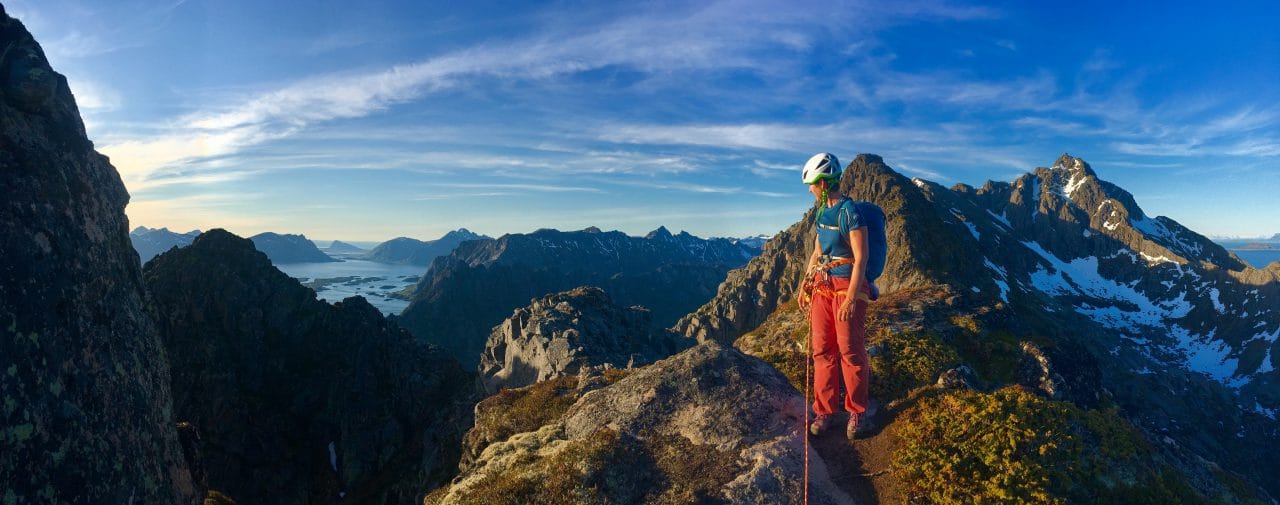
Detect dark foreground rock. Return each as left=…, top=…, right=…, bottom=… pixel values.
left=145, top=229, right=475, bottom=505
left=429, top=342, right=854, bottom=505
left=0, top=7, right=201, bottom=503
left=478, top=286, right=692, bottom=392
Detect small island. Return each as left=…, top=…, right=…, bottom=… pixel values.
left=1238, top=243, right=1280, bottom=251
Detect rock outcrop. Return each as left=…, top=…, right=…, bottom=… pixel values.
left=361, top=228, right=488, bottom=266
left=478, top=286, right=692, bottom=392
left=400, top=226, right=756, bottom=367
left=144, top=229, right=475, bottom=505
left=248, top=231, right=338, bottom=263
left=430, top=342, right=854, bottom=505
left=0, top=7, right=201, bottom=503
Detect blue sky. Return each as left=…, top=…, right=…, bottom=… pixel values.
left=8, top=0, right=1279, bottom=241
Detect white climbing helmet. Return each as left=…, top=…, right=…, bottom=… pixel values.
left=801, top=152, right=841, bottom=185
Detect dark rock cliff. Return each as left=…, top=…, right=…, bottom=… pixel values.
left=0, top=7, right=201, bottom=503
left=478, top=286, right=692, bottom=392
left=145, top=229, right=475, bottom=505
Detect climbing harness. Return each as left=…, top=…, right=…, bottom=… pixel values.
left=798, top=256, right=857, bottom=308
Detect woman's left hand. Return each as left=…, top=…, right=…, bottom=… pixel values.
left=837, top=297, right=855, bottom=321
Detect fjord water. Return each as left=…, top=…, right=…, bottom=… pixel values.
left=274, top=259, right=426, bottom=315
left=1215, top=239, right=1280, bottom=268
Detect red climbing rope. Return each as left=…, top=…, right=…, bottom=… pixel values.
left=803, top=319, right=811, bottom=505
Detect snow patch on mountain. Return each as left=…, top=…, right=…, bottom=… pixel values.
left=983, top=258, right=1010, bottom=303
left=1065, top=173, right=1087, bottom=197
left=1132, top=215, right=1204, bottom=258
left=959, top=217, right=980, bottom=241
left=1209, top=288, right=1226, bottom=313
left=1050, top=160, right=1088, bottom=201
left=985, top=209, right=1012, bottom=230
left=1139, top=252, right=1176, bottom=265
left=1020, top=240, right=1252, bottom=386
left=1175, top=327, right=1239, bottom=383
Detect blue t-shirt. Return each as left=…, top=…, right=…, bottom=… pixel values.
left=815, top=198, right=887, bottom=282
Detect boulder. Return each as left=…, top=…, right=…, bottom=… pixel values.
left=478, top=286, right=691, bottom=392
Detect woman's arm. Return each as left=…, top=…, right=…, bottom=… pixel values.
left=839, top=227, right=869, bottom=321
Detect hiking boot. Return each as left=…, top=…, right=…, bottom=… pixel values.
left=809, top=414, right=834, bottom=436
left=847, top=413, right=865, bottom=440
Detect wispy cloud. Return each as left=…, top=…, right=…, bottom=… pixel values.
left=429, top=182, right=605, bottom=193
left=95, top=0, right=1011, bottom=185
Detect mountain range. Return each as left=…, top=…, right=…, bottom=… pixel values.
left=130, top=226, right=201, bottom=264
left=360, top=228, right=489, bottom=266
left=397, top=225, right=758, bottom=367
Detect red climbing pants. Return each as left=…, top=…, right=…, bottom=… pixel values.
left=809, top=276, right=870, bottom=416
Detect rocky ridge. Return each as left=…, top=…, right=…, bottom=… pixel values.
left=249, top=231, right=339, bottom=264
left=145, top=229, right=475, bottom=505
left=430, top=342, right=854, bottom=505
left=0, top=7, right=201, bottom=503
left=400, top=226, right=756, bottom=367
left=478, top=286, right=692, bottom=393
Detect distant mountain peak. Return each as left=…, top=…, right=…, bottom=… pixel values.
left=645, top=226, right=673, bottom=240
left=582, top=226, right=602, bottom=233
left=129, top=226, right=202, bottom=264
left=1050, top=153, right=1096, bottom=176
left=362, top=229, right=490, bottom=266
left=327, top=240, right=365, bottom=252
left=248, top=231, right=338, bottom=264
left=442, top=228, right=484, bottom=241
